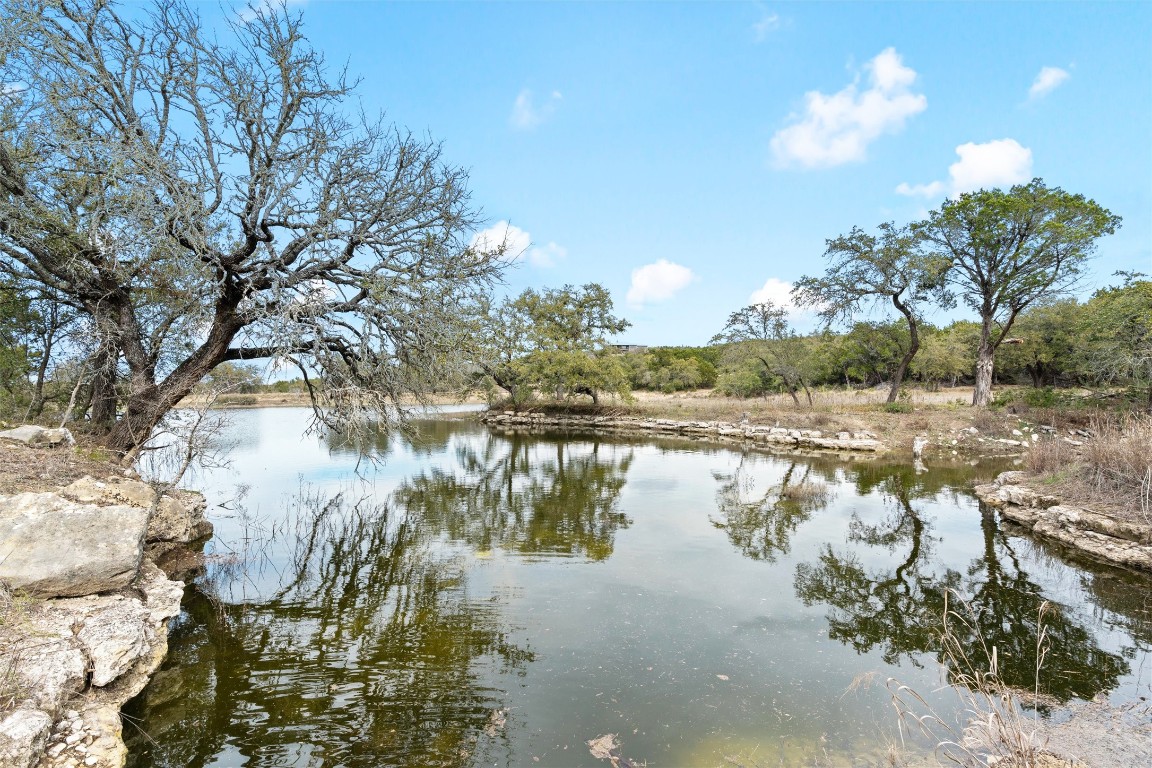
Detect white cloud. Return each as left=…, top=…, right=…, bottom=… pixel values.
left=770, top=47, right=926, bottom=169
left=752, top=10, right=780, bottom=42
left=510, top=88, right=562, bottom=131
left=896, top=138, right=1033, bottom=198
left=894, top=181, right=946, bottom=198
left=627, top=259, right=696, bottom=306
left=751, top=277, right=797, bottom=310
left=470, top=221, right=530, bottom=261
left=1029, top=66, right=1070, bottom=100
left=469, top=221, right=564, bottom=268
left=527, top=241, right=567, bottom=268
left=948, top=139, right=1033, bottom=195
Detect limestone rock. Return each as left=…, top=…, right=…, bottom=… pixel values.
left=60, top=477, right=154, bottom=510
left=7, top=633, right=87, bottom=716
left=994, top=470, right=1029, bottom=486
left=0, top=426, right=74, bottom=448
left=0, top=708, right=52, bottom=768
left=73, top=596, right=152, bottom=688
left=0, top=494, right=148, bottom=598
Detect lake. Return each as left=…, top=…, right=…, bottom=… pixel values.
left=124, top=408, right=1152, bottom=767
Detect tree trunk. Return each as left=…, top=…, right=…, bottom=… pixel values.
left=973, top=339, right=996, bottom=406
left=27, top=348, right=51, bottom=420
left=888, top=296, right=920, bottom=404
left=89, top=340, right=120, bottom=431
left=800, top=378, right=813, bottom=407
left=785, top=379, right=801, bottom=407
left=1025, top=364, right=1042, bottom=388
left=104, top=361, right=215, bottom=457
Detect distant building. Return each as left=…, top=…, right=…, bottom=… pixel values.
left=611, top=344, right=649, bottom=354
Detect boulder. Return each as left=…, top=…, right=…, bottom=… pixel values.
left=72, top=596, right=153, bottom=687
left=0, top=493, right=148, bottom=598
left=60, top=477, right=212, bottom=553
left=0, top=426, right=74, bottom=448
left=0, top=709, right=52, bottom=768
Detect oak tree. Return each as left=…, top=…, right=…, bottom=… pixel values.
left=916, top=179, right=1119, bottom=406
left=0, top=0, right=506, bottom=455
left=793, top=223, right=950, bottom=403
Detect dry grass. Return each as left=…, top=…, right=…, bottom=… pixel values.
left=1031, top=414, right=1152, bottom=524
left=884, top=593, right=1069, bottom=768
left=0, top=437, right=121, bottom=495
left=1025, top=438, right=1077, bottom=475
left=781, top=481, right=830, bottom=504
left=0, top=582, right=34, bottom=715
left=1080, top=414, right=1152, bottom=521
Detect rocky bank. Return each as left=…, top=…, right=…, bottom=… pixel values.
left=975, top=470, right=1152, bottom=572
left=0, top=427, right=212, bottom=768
left=480, top=411, right=887, bottom=453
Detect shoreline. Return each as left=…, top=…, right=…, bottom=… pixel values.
left=975, top=471, right=1152, bottom=573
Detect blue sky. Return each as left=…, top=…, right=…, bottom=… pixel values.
left=227, top=1, right=1151, bottom=345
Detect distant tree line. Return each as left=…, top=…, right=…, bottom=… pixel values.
left=654, top=271, right=1146, bottom=406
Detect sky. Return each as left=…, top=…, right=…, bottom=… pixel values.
left=219, top=1, right=1151, bottom=346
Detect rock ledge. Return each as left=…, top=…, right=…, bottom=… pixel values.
left=480, top=412, right=887, bottom=454
left=974, top=472, right=1152, bottom=572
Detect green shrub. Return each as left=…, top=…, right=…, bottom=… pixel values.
left=1023, top=387, right=1058, bottom=408
left=883, top=401, right=912, bottom=414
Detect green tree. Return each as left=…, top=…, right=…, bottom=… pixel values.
left=0, top=0, right=506, bottom=455
left=830, top=321, right=913, bottom=388
left=794, top=222, right=951, bottom=402
left=911, top=322, right=979, bottom=389
left=1080, top=275, right=1152, bottom=407
left=712, top=301, right=813, bottom=406
left=916, top=179, right=1120, bottom=406
left=995, top=299, right=1082, bottom=387
left=474, top=283, right=630, bottom=405
left=0, top=281, right=35, bottom=408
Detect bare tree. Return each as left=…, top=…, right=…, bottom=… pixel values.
left=793, top=222, right=951, bottom=403
left=0, top=0, right=508, bottom=455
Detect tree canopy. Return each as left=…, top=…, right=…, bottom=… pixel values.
left=794, top=222, right=951, bottom=403
left=917, top=179, right=1120, bottom=406
left=473, top=283, right=631, bottom=406
left=712, top=302, right=814, bottom=406
left=0, top=0, right=508, bottom=454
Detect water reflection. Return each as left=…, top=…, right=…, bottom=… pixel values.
left=125, top=491, right=532, bottom=768
left=124, top=415, right=1151, bottom=768
left=394, top=432, right=633, bottom=560
left=793, top=466, right=1129, bottom=702
left=711, top=457, right=831, bottom=563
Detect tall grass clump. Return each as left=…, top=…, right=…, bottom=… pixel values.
left=1082, top=414, right=1152, bottom=521
left=0, top=582, right=34, bottom=714
left=780, top=481, right=830, bottom=505
left=884, top=593, right=1061, bottom=768
left=1025, top=438, right=1076, bottom=476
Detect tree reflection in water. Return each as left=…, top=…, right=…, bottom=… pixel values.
left=710, top=455, right=831, bottom=563
left=793, top=465, right=1129, bottom=703
left=125, top=490, right=533, bottom=768
left=394, top=431, right=634, bottom=560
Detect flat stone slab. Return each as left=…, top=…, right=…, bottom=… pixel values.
left=0, top=493, right=148, bottom=598
left=0, top=425, right=74, bottom=447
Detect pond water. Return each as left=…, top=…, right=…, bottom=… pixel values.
left=124, top=408, right=1152, bottom=768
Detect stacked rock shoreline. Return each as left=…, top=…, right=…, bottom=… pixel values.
left=479, top=411, right=887, bottom=453
left=0, top=426, right=212, bottom=768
